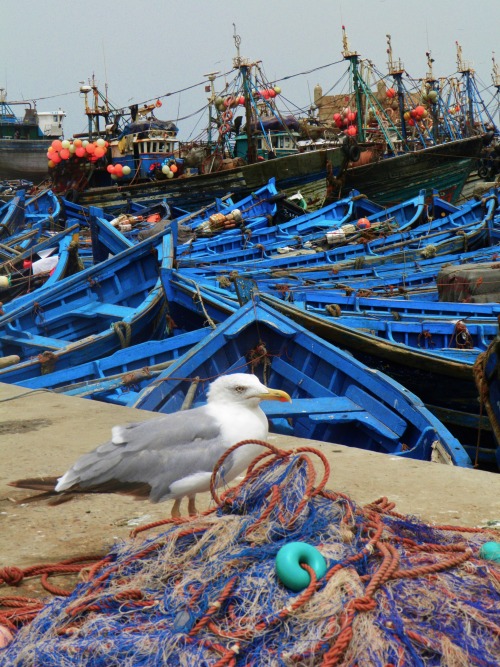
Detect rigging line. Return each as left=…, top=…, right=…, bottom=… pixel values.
left=274, top=58, right=345, bottom=83
left=17, top=90, right=80, bottom=103
left=140, top=69, right=235, bottom=107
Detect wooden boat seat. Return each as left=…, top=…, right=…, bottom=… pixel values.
left=344, top=384, right=407, bottom=439
left=1, top=331, right=70, bottom=350
left=264, top=394, right=406, bottom=444
left=69, top=303, right=137, bottom=320
left=265, top=357, right=406, bottom=444
left=264, top=396, right=363, bottom=418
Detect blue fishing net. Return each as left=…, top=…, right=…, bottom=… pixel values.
left=2, top=445, right=499, bottom=666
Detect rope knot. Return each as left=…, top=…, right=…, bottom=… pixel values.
left=0, top=566, right=24, bottom=586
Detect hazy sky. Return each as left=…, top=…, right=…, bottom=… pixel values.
left=2, top=0, right=499, bottom=139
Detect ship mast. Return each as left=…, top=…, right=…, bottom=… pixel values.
left=341, top=26, right=365, bottom=142
left=493, top=53, right=500, bottom=130
left=424, top=50, right=439, bottom=143
left=79, top=75, right=111, bottom=140
left=233, top=24, right=258, bottom=164
left=493, top=52, right=500, bottom=91
left=456, top=41, right=475, bottom=135
left=386, top=34, right=407, bottom=143
left=204, top=70, right=220, bottom=148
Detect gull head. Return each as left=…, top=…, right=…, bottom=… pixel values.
left=207, top=373, right=291, bottom=408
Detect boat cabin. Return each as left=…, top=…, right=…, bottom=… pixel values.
left=233, top=129, right=300, bottom=161
left=37, top=110, right=66, bottom=138
left=0, top=89, right=65, bottom=140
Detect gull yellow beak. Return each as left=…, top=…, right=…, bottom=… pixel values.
left=259, top=388, right=292, bottom=403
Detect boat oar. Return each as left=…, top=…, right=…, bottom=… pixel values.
left=177, top=194, right=234, bottom=226
left=52, top=358, right=178, bottom=397
left=0, top=228, right=39, bottom=250
left=0, top=223, right=79, bottom=272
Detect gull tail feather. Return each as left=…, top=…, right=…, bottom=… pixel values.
left=8, top=478, right=74, bottom=505
left=8, top=477, right=153, bottom=504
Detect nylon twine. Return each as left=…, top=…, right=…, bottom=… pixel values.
left=1, top=442, right=499, bottom=666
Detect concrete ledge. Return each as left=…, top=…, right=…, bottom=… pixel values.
left=1, top=382, right=499, bottom=576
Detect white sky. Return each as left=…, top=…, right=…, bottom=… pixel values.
left=2, top=0, right=499, bottom=138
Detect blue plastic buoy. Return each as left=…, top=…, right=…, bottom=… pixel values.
left=275, top=542, right=327, bottom=592
left=479, top=541, right=500, bottom=563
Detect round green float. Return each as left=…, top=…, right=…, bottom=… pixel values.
left=275, top=542, right=327, bottom=592
left=479, top=541, right=500, bottom=563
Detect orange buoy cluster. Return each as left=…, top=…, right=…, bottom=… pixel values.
left=333, top=107, right=358, bottom=136
left=422, top=90, right=439, bottom=104
left=161, top=160, right=178, bottom=178
left=403, top=105, right=428, bottom=127
left=106, top=163, right=132, bottom=179
left=47, top=138, right=109, bottom=168
left=214, top=86, right=281, bottom=112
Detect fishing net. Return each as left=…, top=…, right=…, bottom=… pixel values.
left=1, top=442, right=499, bottom=666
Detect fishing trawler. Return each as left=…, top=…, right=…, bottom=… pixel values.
left=0, top=88, right=65, bottom=181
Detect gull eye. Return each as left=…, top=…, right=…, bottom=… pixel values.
left=234, top=386, right=246, bottom=394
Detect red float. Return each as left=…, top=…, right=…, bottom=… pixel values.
left=357, top=217, right=371, bottom=229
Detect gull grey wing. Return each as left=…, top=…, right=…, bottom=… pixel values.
left=57, top=405, right=227, bottom=498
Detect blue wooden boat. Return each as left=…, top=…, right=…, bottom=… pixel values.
left=0, top=191, right=25, bottom=239
left=178, top=189, right=463, bottom=261
left=162, top=269, right=238, bottom=325
left=0, top=190, right=64, bottom=269
left=25, top=188, right=61, bottom=219
left=275, top=289, right=500, bottom=322
left=179, top=179, right=282, bottom=232
left=473, top=337, right=500, bottom=469
left=59, top=197, right=173, bottom=265
left=179, top=243, right=500, bottom=300
left=68, top=179, right=298, bottom=267
left=0, top=221, right=82, bottom=307
left=131, top=297, right=470, bottom=467
left=0, top=225, right=175, bottom=383
left=258, top=293, right=498, bottom=467
left=164, top=271, right=498, bottom=352
left=178, top=189, right=384, bottom=258
left=177, top=190, right=498, bottom=271
left=16, top=328, right=210, bottom=404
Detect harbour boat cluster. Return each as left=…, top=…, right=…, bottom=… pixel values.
left=1, top=24, right=500, bottom=667
left=1, top=172, right=500, bottom=472
left=1, top=29, right=500, bottom=470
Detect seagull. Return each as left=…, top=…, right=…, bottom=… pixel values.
left=10, top=373, right=291, bottom=517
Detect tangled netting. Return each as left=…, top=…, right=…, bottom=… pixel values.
left=1, top=442, right=499, bottom=666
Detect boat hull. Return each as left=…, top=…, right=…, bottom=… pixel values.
left=64, top=148, right=346, bottom=213
left=132, top=299, right=469, bottom=466
left=260, top=294, right=498, bottom=467
left=0, top=139, right=51, bottom=181
left=338, top=136, right=485, bottom=205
